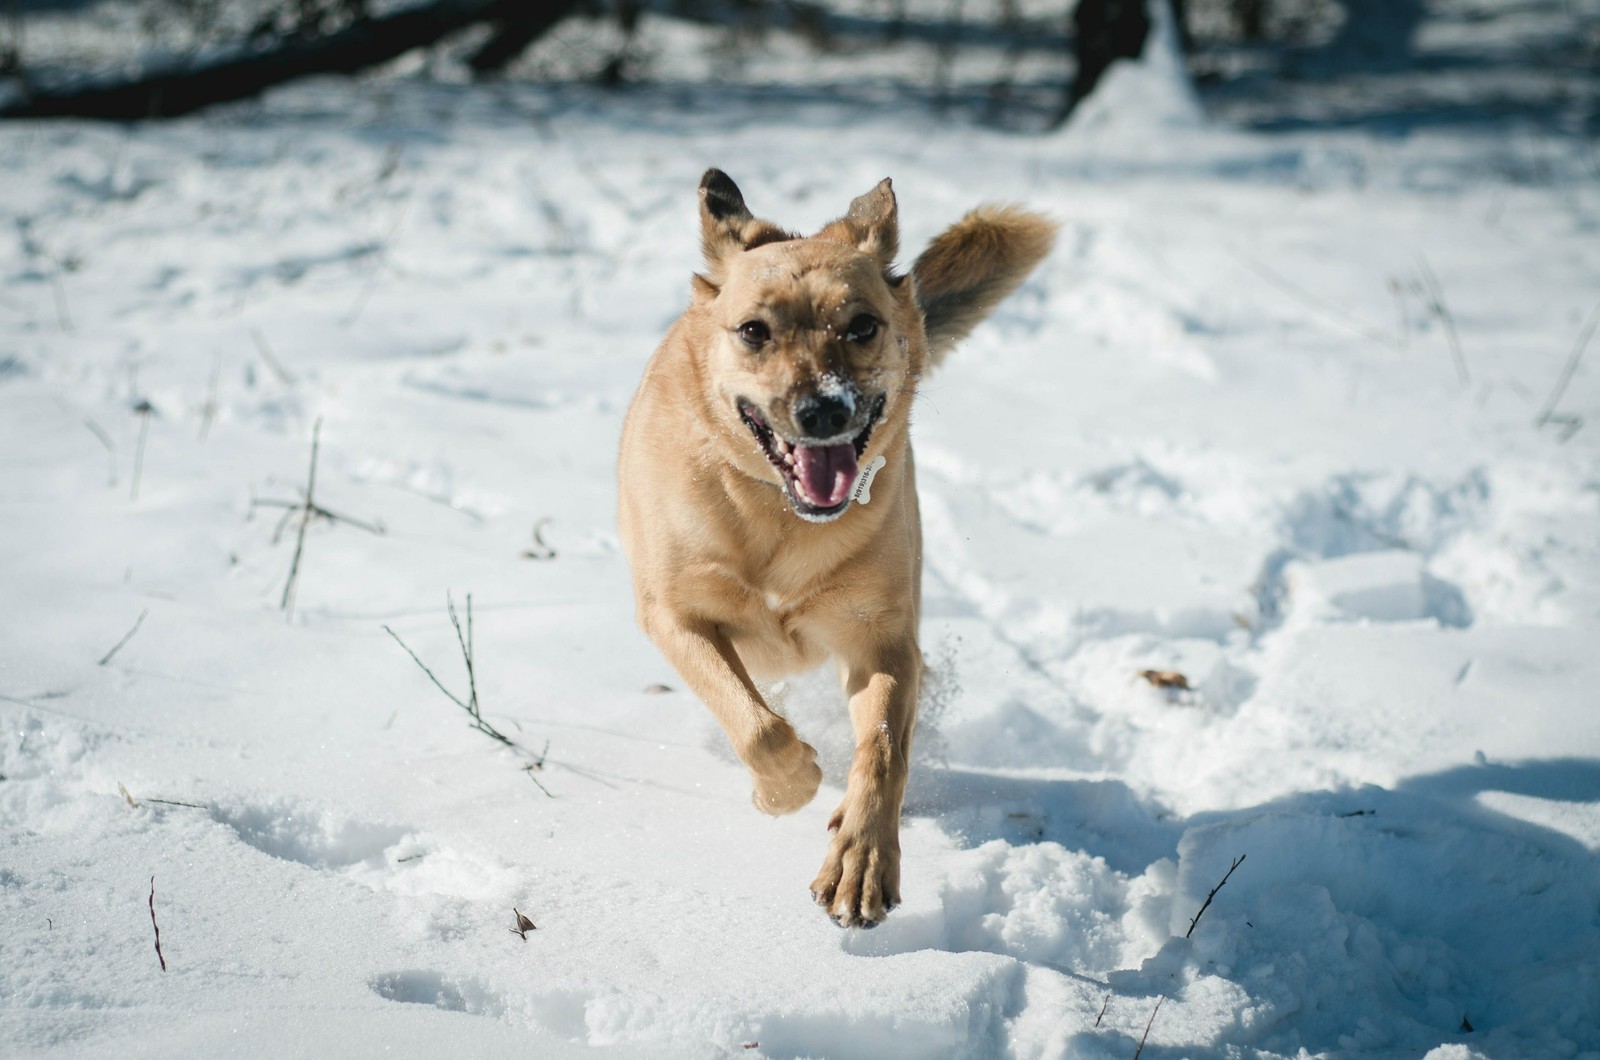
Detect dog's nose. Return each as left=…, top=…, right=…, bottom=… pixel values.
left=794, top=393, right=854, bottom=438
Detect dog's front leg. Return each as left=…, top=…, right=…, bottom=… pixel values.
left=647, top=613, right=822, bottom=815
left=811, top=639, right=919, bottom=927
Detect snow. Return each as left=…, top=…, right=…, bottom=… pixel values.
left=4, top=10, right=1600, bottom=1058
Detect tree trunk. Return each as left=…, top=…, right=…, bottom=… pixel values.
left=1, top=0, right=580, bottom=121
left=1067, top=0, right=1150, bottom=113
left=467, top=3, right=581, bottom=74
left=1057, top=0, right=1188, bottom=124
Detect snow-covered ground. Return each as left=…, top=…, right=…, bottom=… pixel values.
left=4, top=15, right=1600, bottom=1058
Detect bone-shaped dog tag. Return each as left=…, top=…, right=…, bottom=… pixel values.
left=852, top=454, right=887, bottom=505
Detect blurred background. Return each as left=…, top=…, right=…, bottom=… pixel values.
left=3, top=0, right=1597, bottom=134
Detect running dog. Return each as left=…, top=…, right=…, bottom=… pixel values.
left=618, top=169, right=1054, bottom=926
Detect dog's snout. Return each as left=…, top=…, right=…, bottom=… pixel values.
left=794, top=392, right=854, bottom=439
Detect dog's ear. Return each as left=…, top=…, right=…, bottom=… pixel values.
left=699, top=169, right=753, bottom=267
left=911, top=204, right=1056, bottom=367
left=698, top=169, right=792, bottom=287
left=817, top=178, right=899, bottom=266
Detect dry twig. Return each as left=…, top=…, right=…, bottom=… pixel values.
left=84, top=417, right=117, bottom=487
left=1187, top=853, right=1246, bottom=939
left=1387, top=277, right=1411, bottom=348
left=511, top=907, right=536, bottom=939
left=118, top=782, right=206, bottom=810
left=1090, top=850, right=1246, bottom=1048
left=98, top=608, right=149, bottom=666
left=281, top=418, right=322, bottom=616
left=1415, top=253, right=1469, bottom=385
left=197, top=356, right=221, bottom=442
left=250, top=327, right=295, bottom=385
left=130, top=399, right=154, bottom=501
left=253, top=419, right=383, bottom=619
left=1131, top=995, right=1163, bottom=1060
left=383, top=593, right=553, bottom=796
left=16, top=217, right=75, bottom=333
left=521, top=739, right=552, bottom=798
left=1535, top=299, right=1600, bottom=440
left=148, top=875, right=167, bottom=972
left=521, top=517, right=557, bottom=560
left=1230, top=249, right=1393, bottom=348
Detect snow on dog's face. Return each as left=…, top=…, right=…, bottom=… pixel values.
left=691, top=170, right=925, bottom=523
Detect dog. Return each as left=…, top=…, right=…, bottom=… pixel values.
left=618, top=169, right=1054, bottom=927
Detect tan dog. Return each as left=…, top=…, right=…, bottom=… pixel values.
left=618, top=170, right=1054, bottom=927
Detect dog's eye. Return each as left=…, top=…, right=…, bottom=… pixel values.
left=737, top=321, right=771, bottom=349
left=845, top=314, right=879, bottom=343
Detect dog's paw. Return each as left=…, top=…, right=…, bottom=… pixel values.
left=809, top=816, right=900, bottom=928
left=750, top=739, right=822, bottom=816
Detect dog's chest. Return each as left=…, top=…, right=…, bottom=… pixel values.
left=726, top=587, right=828, bottom=678
left=754, top=589, right=806, bottom=631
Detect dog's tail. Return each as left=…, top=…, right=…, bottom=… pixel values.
left=911, top=205, right=1057, bottom=369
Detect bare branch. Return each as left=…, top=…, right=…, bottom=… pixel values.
left=269, top=503, right=297, bottom=545
left=14, top=217, right=74, bottom=332
left=1186, top=853, right=1246, bottom=939
left=258, top=418, right=383, bottom=618
left=1415, top=253, right=1469, bottom=385
left=130, top=400, right=154, bottom=502
left=197, top=356, right=221, bottom=442
left=97, top=609, right=149, bottom=666
left=446, top=592, right=479, bottom=717
left=280, top=417, right=323, bottom=617
left=148, top=876, right=167, bottom=972
left=1230, top=249, right=1395, bottom=348
left=1535, top=300, right=1600, bottom=430
left=311, top=503, right=384, bottom=535
left=1131, top=995, right=1163, bottom=1060
left=382, top=625, right=472, bottom=713
left=251, top=327, right=295, bottom=385
left=384, top=596, right=553, bottom=796
left=83, top=417, right=113, bottom=449
left=523, top=739, right=553, bottom=797
left=251, top=496, right=384, bottom=535
left=83, top=417, right=117, bottom=487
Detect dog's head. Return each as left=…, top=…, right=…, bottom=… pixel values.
left=690, top=169, right=926, bottom=524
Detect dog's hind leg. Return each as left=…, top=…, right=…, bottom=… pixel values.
left=645, top=612, right=823, bottom=815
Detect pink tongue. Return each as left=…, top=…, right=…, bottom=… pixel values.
left=793, top=443, right=859, bottom=508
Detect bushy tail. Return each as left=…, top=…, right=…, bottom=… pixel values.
left=910, top=205, right=1057, bottom=368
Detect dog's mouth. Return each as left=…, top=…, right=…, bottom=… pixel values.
left=738, top=395, right=886, bottom=522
